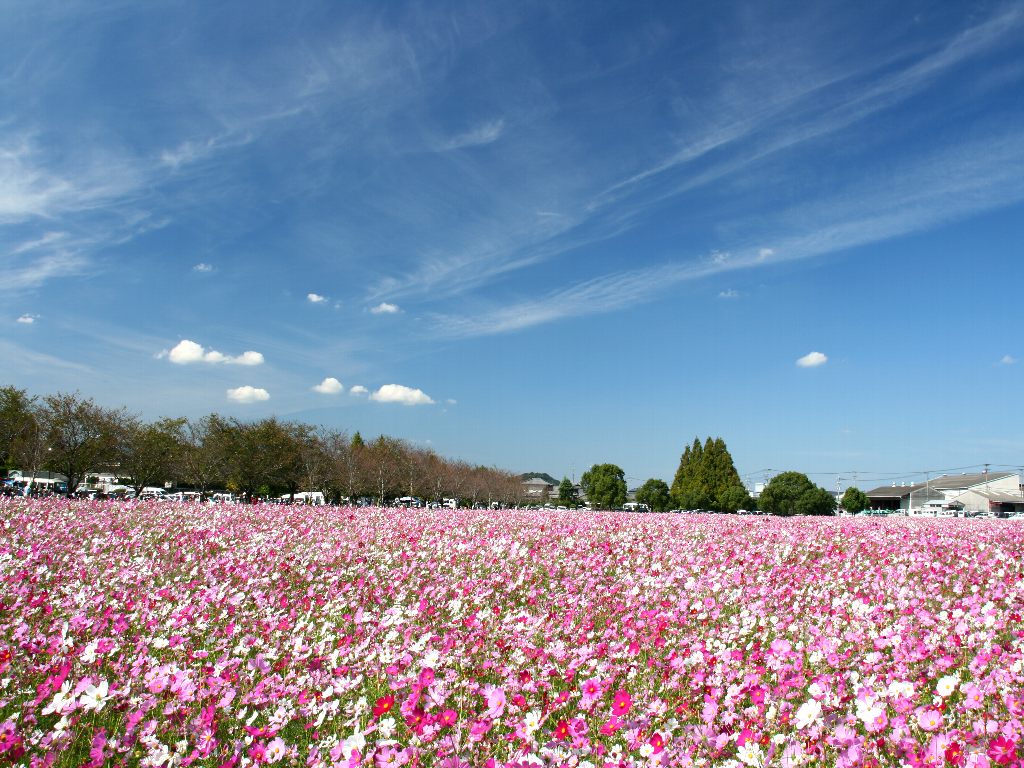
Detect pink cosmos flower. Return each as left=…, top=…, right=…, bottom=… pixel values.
left=580, top=677, right=602, bottom=706
left=945, top=741, right=966, bottom=766
left=264, top=737, right=286, bottom=764
left=0, top=721, right=17, bottom=754
left=373, top=695, right=395, bottom=717
left=611, top=689, right=632, bottom=716
left=374, top=746, right=409, bottom=767
left=915, top=706, right=943, bottom=732
left=481, top=685, right=505, bottom=718
left=961, top=683, right=985, bottom=710
left=649, top=733, right=666, bottom=754
left=987, top=736, right=1017, bottom=766
left=248, top=742, right=266, bottom=763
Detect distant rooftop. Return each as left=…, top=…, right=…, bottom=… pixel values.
left=865, top=471, right=1016, bottom=498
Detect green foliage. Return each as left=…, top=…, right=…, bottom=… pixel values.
left=841, top=486, right=871, bottom=514
left=634, top=478, right=672, bottom=512
left=671, top=436, right=744, bottom=511
left=557, top=477, right=579, bottom=506
left=758, top=471, right=836, bottom=516
left=717, top=484, right=754, bottom=513
left=119, top=417, right=187, bottom=496
left=39, top=392, right=126, bottom=493
left=580, top=463, right=627, bottom=510
left=0, top=386, right=36, bottom=469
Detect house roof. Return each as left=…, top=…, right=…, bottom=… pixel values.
left=521, top=477, right=554, bottom=486
left=865, top=471, right=1015, bottom=499
left=964, top=488, right=1024, bottom=504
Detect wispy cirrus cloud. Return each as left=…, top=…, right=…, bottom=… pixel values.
left=367, top=5, right=1024, bottom=310
left=430, top=127, right=1024, bottom=338
left=440, top=119, right=505, bottom=151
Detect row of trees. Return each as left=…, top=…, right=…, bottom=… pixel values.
left=0, top=386, right=522, bottom=505
left=576, top=436, right=839, bottom=516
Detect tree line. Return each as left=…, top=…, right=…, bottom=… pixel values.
left=0, top=386, right=523, bottom=505
left=572, top=436, right=841, bottom=516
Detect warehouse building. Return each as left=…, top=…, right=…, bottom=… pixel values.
left=864, top=471, right=1023, bottom=516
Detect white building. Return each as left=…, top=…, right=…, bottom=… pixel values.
left=865, top=471, right=1023, bottom=516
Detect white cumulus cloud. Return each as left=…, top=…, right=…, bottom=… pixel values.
left=307, top=292, right=327, bottom=303
left=796, top=351, right=828, bottom=368
left=1000, top=354, right=1017, bottom=365
left=369, top=384, right=435, bottom=406
left=162, top=340, right=264, bottom=366
left=350, top=385, right=368, bottom=396
left=16, top=314, right=38, bottom=324
left=370, top=302, right=400, bottom=315
left=193, top=263, right=213, bottom=273
left=718, top=289, right=739, bottom=299
left=313, top=377, right=344, bottom=394
left=226, top=386, right=270, bottom=403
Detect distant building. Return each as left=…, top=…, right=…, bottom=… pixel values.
left=864, top=471, right=1023, bottom=516
left=4, top=470, right=69, bottom=491
left=521, top=476, right=556, bottom=500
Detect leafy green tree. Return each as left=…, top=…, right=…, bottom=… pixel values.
left=179, top=414, right=231, bottom=494
left=841, top=486, right=871, bottom=514
left=796, top=486, right=838, bottom=516
left=758, top=471, right=836, bottom=516
left=717, top=484, right=754, bottom=513
left=671, top=436, right=744, bottom=511
left=635, top=478, right=672, bottom=512
left=0, top=386, right=36, bottom=470
left=580, top=463, right=627, bottom=509
left=38, top=392, right=126, bottom=494
left=558, top=477, right=578, bottom=506
left=118, top=417, right=187, bottom=497
left=219, top=417, right=309, bottom=500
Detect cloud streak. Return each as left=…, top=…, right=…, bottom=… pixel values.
left=440, top=119, right=505, bottom=151
left=429, top=128, right=1024, bottom=338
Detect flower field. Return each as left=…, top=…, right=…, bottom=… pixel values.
left=1, top=500, right=1023, bottom=768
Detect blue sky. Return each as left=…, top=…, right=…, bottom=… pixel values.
left=4, top=0, right=1024, bottom=491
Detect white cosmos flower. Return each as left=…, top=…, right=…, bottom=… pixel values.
left=737, top=743, right=764, bottom=767
left=523, top=710, right=542, bottom=734
left=80, top=679, right=110, bottom=712
left=936, top=675, right=959, bottom=697
left=793, top=699, right=822, bottom=729
left=42, top=681, right=75, bottom=716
